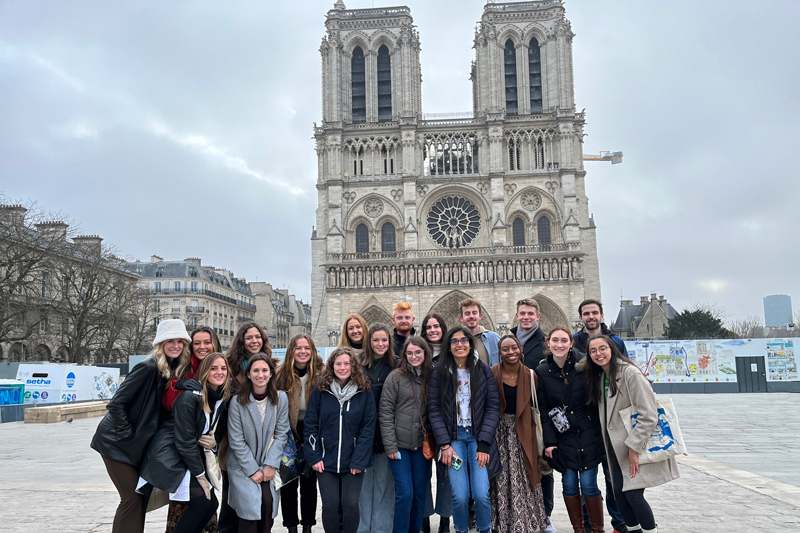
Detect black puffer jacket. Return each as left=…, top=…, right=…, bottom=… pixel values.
left=428, top=360, right=501, bottom=480
left=535, top=350, right=603, bottom=472
left=91, top=358, right=166, bottom=468
left=364, top=355, right=398, bottom=453
left=139, top=391, right=222, bottom=492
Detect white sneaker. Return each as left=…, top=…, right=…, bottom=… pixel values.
left=541, top=517, right=557, bottom=533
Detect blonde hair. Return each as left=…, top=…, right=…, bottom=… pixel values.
left=195, top=353, right=232, bottom=413
left=153, top=340, right=192, bottom=380
left=392, top=301, right=413, bottom=315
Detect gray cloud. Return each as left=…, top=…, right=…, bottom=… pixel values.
left=1, top=0, right=798, bottom=322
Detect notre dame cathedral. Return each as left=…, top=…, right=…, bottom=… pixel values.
left=311, top=0, right=601, bottom=347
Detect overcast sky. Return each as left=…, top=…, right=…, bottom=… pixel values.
left=1, top=0, right=798, bottom=324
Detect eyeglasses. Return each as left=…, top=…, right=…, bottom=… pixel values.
left=450, top=338, right=470, bottom=346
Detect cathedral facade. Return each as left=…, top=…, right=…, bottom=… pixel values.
left=311, top=0, right=601, bottom=347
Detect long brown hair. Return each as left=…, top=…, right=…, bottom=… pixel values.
left=338, top=313, right=368, bottom=349
left=544, top=325, right=574, bottom=355
left=195, top=352, right=232, bottom=413
left=190, top=326, right=221, bottom=358
left=584, top=335, right=637, bottom=405
left=237, top=354, right=278, bottom=405
left=363, top=323, right=395, bottom=368
left=227, top=322, right=272, bottom=382
left=317, top=347, right=371, bottom=392
left=275, top=333, right=324, bottom=402
left=397, top=336, right=434, bottom=402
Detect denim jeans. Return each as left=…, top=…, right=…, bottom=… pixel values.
left=561, top=466, right=600, bottom=498
left=388, top=447, right=430, bottom=533
left=449, top=426, right=491, bottom=533
left=357, top=452, right=395, bottom=533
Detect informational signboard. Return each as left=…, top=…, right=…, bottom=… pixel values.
left=625, top=338, right=799, bottom=383
left=15, top=364, right=120, bottom=404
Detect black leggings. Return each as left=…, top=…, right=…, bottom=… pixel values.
left=174, top=476, right=219, bottom=533
left=317, top=470, right=364, bottom=533
left=608, top=446, right=656, bottom=530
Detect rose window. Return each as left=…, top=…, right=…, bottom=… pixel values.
left=521, top=191, right=542, bottom=211
left=427, top=196, right=480, bottom=248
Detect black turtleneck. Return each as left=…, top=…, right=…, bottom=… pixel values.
left=350, top=341, right=363, bottom=351
left=295, top=365, right=308, bottom=377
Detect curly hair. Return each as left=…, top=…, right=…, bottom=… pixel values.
left=275, top=333, right=324, bottom=403
left=227, top=322, right=272, bottom=383
left=153, top=340, right=191, bottom=380
left=317, top=347, right=371, bottom=392
left=338, top=314, right=368, bottom=349
left=195, top=352, right=232, bottom=413
left=237, top=354, right=278, bottom=406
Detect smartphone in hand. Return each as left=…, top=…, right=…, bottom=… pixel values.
left=451, top=454, right=463, bottom=470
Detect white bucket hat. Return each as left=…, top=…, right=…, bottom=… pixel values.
left=152, top=319, right=192, bottom=347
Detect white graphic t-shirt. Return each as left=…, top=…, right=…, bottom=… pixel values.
left=457, top=368, right=472, bottom=427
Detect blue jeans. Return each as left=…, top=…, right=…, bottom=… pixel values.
left=561, top=466, right=600, bottom=498
left=357, top=452, right=395, bottom=533
left=449, top=426, right=491, bottom=533
left=388, top=447, right=430, bottom=533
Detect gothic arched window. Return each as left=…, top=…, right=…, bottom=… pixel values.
left=504, top=40, right=518, bottom=115
left=529, top=37, right=543, bottom=114
left=352, top=47, right=366, bottom=124
left=381, top=222, right=396, bottom=253
left=537, top=217, right=552, bottom=247
left=512, top=217, right=526, bottom=247
left=356, top=223, right=369, bottom=253
left=377, top=45, right=392, bottom=122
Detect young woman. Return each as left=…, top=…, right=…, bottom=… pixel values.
left=163, top=326, right=223, bottom=533
left=227, top=354, right=290, bottom=533
left=583, top=336, right=679, bottom=533
left=138, top=353, right=231, bottom=532
left=338, top=313, right=369, bottom=353
left=379, top=336, right=435, bottom=533
left=421, top=314, right=447, bottom=361
left=358, top=323, right=398, bottom=533
left=304, top=347, right=377, bottom=533
left=420, top=314, right=451, bottom=533
left=489, top=335, right=546, bottom=532
left=219, top=321, right=273, bottom=532
left=91, top=319, right=192, bottom=533
left=428, top=326, right=501, bottom=533
left=535, top=326, right=605, bottom=533
left=275, top=334, right=325, bottom=533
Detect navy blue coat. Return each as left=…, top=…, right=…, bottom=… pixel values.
left=428, top=361, right=501, bottom=480
left=304, top=385, right=376, bottom=473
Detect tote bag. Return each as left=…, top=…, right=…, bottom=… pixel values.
left=618, top=396, right=688, bottom=464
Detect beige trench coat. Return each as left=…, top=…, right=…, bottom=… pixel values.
left=598, top=363, right=680, bottom=491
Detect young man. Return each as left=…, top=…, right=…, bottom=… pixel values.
left=510, top=298, right=546, bottom=370
left=510, top=297, right=555, bottom=533
left=573, top=298, right=629, bottom=533
left=572, top=299, right=628, bottom=360
left=458, top=298, right=500, bottom=366
left=391, top=302, right=416, bottom=355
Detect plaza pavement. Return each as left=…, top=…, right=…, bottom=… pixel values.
left=0, top=393, right=798, bottom=532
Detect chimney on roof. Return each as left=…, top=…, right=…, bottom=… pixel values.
left=659, top=295, right=666, bottom=306
left=184, top=257, right=202, bottom=265
left=640, top=296, right=648, bottom=305
left=650, top=292, right=658, bottom=301
left=620, top=299, right=634, bottom=306
left=73, top=235, right=103, bottom=256
left=0, top=204, right=28, bottom=227
left=151, top=255, right=163, bottom=263
left=35, top=221, right=69, bottom=242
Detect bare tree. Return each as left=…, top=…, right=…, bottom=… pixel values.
left=727, top=315, right=766, bottom=339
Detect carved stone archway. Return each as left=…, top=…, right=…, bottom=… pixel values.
left=426, top=290, right=495, bottom=335
left=359, top=297, right=393, bottom=329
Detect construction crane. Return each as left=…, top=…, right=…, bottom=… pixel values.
left=583, top=151, right=623, bottom=164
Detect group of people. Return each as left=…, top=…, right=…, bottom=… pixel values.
left=92, top=297, right=678, bottom=533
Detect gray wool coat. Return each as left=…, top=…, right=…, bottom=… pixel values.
left=597, top=362, right=680, bottom=491
left=226, top=392, right=290, bottom=521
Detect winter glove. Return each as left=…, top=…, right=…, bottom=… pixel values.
left=198, top=433, right=216, bottom=450
left=197, top=475, right=211, bottom=500
left=175, top=378, right=202, bottom=392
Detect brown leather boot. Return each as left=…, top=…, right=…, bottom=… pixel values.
left=563, top=494, right=586, bottom=533
left=584, top=495, right=606, bottom=533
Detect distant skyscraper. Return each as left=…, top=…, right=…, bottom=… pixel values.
left=763, top=294, right=793, bottom=327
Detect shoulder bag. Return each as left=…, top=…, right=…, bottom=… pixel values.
left=529, top=369, right=552, bottom=474
left=411, top=379, right=436, bottom=460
